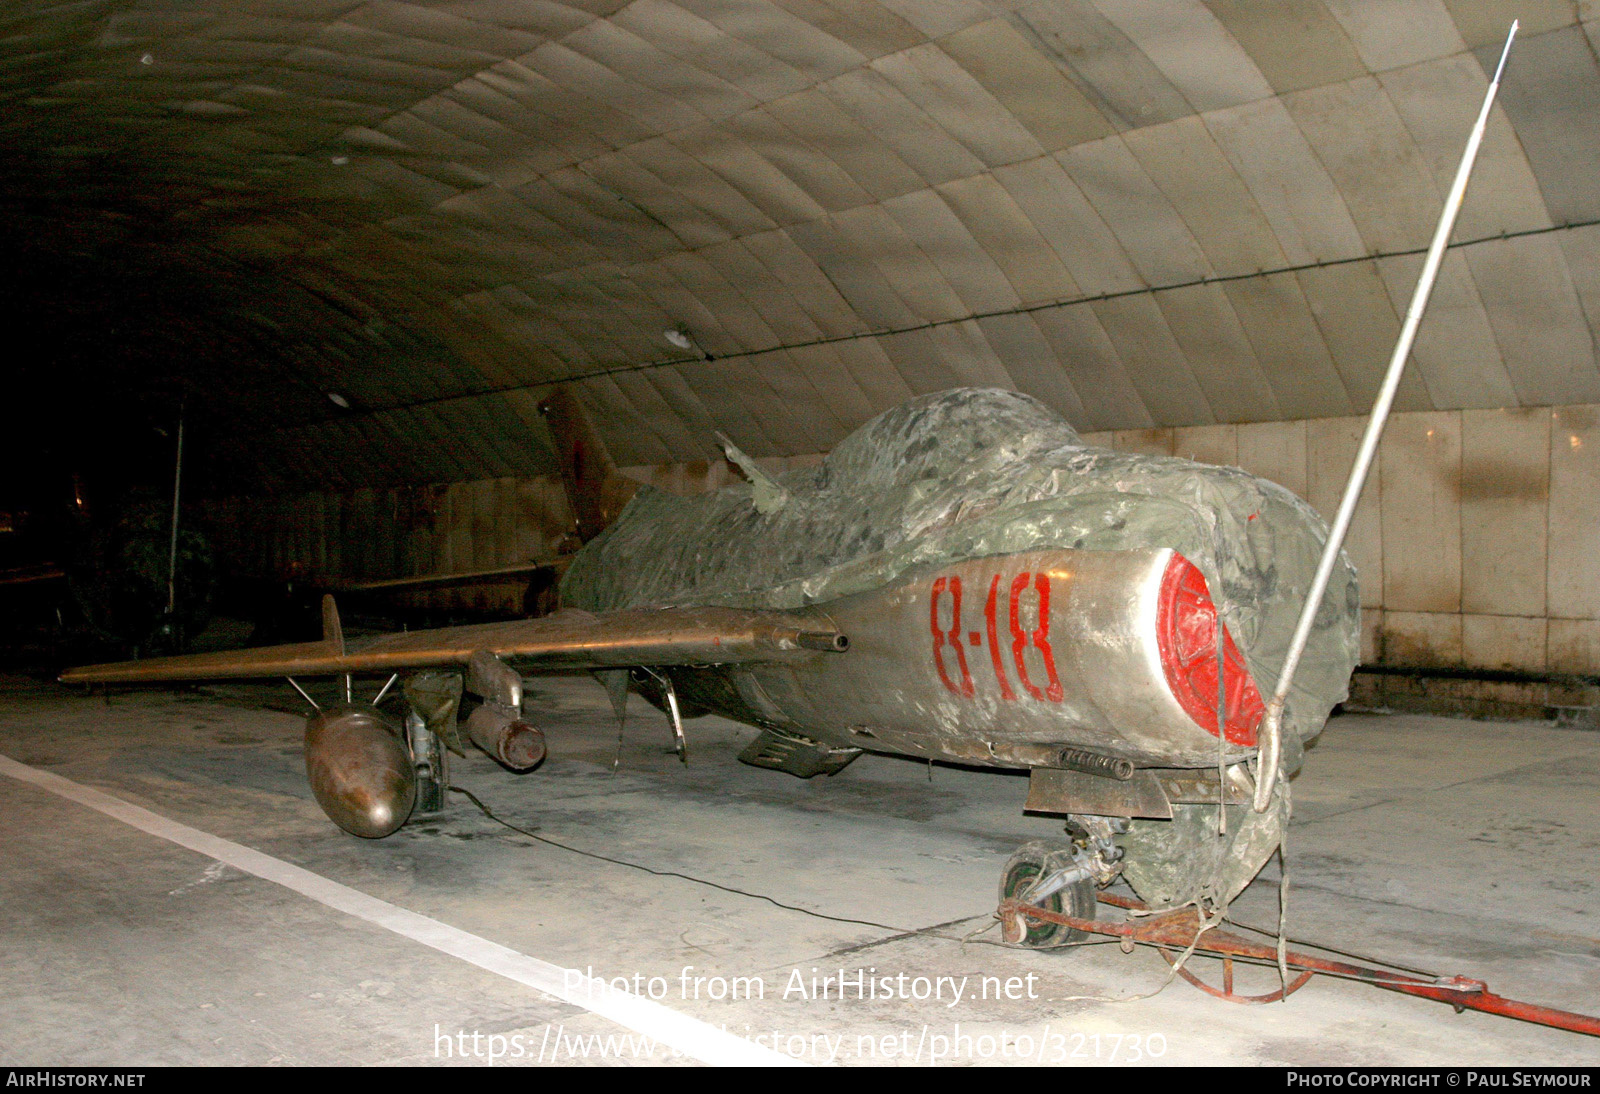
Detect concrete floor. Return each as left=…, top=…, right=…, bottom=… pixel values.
left=1, top=671, right=1597, bottom=1067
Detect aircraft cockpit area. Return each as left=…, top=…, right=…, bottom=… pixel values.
left=2, top=0, right=1597, bottom=1071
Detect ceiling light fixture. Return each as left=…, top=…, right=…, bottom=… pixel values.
left=664, top=326, right=711, bottom=360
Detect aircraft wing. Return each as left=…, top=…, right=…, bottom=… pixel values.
left=0, top=564, right=66, bottom=587
left=331, top=557, right=571, bottom=594
left=59, top=597, right=847, bottom=685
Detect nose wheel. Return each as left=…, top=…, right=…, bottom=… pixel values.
left=998, top=840, right=1097, bottom=948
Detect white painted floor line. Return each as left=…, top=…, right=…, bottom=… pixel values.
left=0, top=752, right=803, bottom=1067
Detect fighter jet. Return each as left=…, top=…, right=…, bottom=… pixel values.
left=61, top=387, right=1359, bottom=938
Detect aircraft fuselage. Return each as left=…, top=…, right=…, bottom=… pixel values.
left=663, top=546, right=1263, bottom=772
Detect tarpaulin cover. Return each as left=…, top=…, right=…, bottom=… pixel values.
left=564, top=388, right=1360, bottom=907
left=566, top=388, right=1358, bottom=741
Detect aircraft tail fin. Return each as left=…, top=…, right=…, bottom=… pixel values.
left=538, top=386, right=638, bottom=542
left=321, top=594, right=345, bottom=655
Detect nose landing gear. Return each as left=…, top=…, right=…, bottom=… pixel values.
left=998, top=817, right=1126, bottom=949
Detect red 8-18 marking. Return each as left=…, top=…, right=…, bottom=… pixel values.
left=931, top=572, right=1063, bottom=702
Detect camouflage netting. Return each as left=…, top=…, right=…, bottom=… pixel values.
left=564, top=388, right=1360, bottom=909
left=566, top=388, right=1359, bottom=746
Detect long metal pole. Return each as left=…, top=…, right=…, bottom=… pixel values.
left=166, top=410, right=186, bottom=617
left=1253, top=22, right=1518, bottom=813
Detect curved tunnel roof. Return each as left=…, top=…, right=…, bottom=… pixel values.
left=4, top=1, right=1598, bottom=490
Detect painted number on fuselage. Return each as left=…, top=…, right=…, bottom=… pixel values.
left=930, top=572, right=1063, bottom=702
left=930, top=576, right=975, bottom=697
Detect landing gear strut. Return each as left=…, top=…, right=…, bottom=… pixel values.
left=407, top=708, right=448, bottom=816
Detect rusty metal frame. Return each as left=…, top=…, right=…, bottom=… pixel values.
left=998, top=892, right=1600, bottom=1037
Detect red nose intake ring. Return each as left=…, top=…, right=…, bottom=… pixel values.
left=1156, top=553, right=1264, bottom=746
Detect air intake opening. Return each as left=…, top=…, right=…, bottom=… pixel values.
left=1156, top=552, right=1264, bottom=746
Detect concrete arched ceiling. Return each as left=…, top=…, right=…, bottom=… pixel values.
left=4, top=0, right=1599, bottom=490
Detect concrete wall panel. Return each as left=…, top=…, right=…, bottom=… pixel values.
left=1380, top=411, right=1461, bottom=613
left=1460, top=408, right=1549, bottom=617
left=1380, top=610, right=1463, bottom=668
left=1462, top=613, right=1546, bottom=673
left=1549, top=618, right=1600, bottom=675
left=1172, top=423, right=1237, bottom=467
left=1307, top=416, right=1383, bottom=609
left=1548, top=405, right=1600, bottom=620
left=1235, top=420, right=1308, bottom=499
